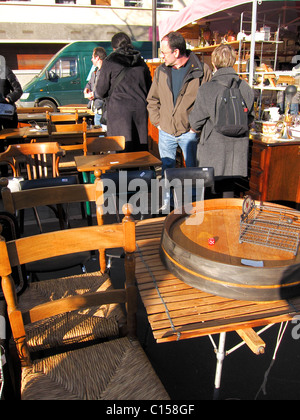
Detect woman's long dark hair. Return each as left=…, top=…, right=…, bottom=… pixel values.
left=111, top=32, right=132, bottom=50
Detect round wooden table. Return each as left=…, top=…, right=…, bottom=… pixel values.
left=160, top=198, right=300, bottom=301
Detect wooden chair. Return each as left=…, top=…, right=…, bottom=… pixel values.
left=0, top=174, right=126, bottom=351
left=0, top=142, right=64, bottom=180
left=0, top=170, right=109, bottom=274
left=0, top=178, right=95, bottom=282
left=164, top=167, right=216, bottom=210
left=80, top=135, right=126, bottom=219
left=0, top=142, right=79, bottom=232
left=0, top=204, right=170, bottom=400
left=46, top=111, right=87, bottom=154
left=46, top=110, right=79, bottom=124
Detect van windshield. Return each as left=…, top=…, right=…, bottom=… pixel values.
left=86, top=65, right=96, bottom=82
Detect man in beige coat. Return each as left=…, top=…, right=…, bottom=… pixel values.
left=147, top=31, right=212, bottom=186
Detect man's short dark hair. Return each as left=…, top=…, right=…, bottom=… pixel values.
left=111, top=32, right=131, bottom=50
left=162, top=32, right=187, bottom=56
left=93, top=47, right=107, bottom=60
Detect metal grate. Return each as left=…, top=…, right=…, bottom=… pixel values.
left=239, top=199, right=300, bottom=255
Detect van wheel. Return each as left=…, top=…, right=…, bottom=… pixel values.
left=38, top=100, right=57, bottom=112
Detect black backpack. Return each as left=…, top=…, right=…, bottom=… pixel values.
left=214, top=78, right=249, bottom=137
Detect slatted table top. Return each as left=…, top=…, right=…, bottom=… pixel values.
left=135, top=217, right=300, bottom=344
left=75, top=151, right=162, bottom=173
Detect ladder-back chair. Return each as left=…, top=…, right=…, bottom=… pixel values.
left=46, top=111, right=87, bottom=153
left=0, top=204, right=170, bottom=400
left=0, top=142, right=79, bottom=232
left=0, top=175, right=127, bottom=354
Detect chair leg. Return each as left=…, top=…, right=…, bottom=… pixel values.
left=33, top=207, right=43, bottom=233
left=19, top=209, right=25, bottom=234
left=56, top=204, right=66, bottom=230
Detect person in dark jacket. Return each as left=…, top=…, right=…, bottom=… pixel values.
left=189, top=44, right=254, bottom=196
left=84, top=47, right=107, bottom=126
left=0, top=61, right=23, bottom=132
left=94, top=32, right=152, bottom=152
left=0, top=60, right=23, bottom=175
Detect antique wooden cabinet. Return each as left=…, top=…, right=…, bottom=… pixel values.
left=245, top=138, right=300, bottom=206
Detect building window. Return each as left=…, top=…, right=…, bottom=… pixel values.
left=124, top=0, right=142, bottom=6
left=55, top=0, right=76, bottom=4
left=157, top=0, right=172, bottom=9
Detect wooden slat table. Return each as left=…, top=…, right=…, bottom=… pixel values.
left=0, top=126, right=105, bottom=143
left=135, top=216, right=300, bottom=398
left=135, top=217, right=300, bottom=342
left=75, top=151, right=162, bottom=173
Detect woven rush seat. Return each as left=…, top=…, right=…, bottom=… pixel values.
left=1, top=204, right=170, bottom=400
left=19, top=272, right=125, bottom=352
left=21, top=337, right=169, bottom=400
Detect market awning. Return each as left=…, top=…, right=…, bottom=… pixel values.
left=159, top=0, right=251, bottom=39
left=158, top=0, right=300, bottom=40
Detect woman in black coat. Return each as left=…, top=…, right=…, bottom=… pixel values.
left=0, top=63, right=23, bottom=131
left=94, top=32, right=152, bottom=152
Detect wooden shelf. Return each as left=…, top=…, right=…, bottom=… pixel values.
left=192, top=39, right=282, bottom=54
left=192, top=41, right=240, bottom=54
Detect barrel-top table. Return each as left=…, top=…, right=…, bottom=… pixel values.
left=135, top=202, right=300, bottom=399
left=160, top=198, right=300, bottom=301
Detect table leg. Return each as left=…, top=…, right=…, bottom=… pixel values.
left=213, top=332, right=227, bottom=400
left=82, top=171, right=93, bottom=225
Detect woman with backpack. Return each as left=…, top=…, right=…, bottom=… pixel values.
left=189, top=44, right=255, bottom=195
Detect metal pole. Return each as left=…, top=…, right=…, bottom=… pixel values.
left=213, top=332, right=227, bottom=400
left=249, top=0, right=258, bottom=87
left=274, top=16, right=281, bottom=70
left=152, top=0, right=157, bottom=58
left=238, top=12, right=244, bottom=74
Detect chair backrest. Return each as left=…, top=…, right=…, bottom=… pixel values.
left=164, top=167, right=215, bottom=208
left=0, top=170, right=109, bottom=271
left=0, top=142, right=65, bottom=180
left=17, top=107, right=54, bottom=114
left=46, top=110, right=79, bottom=124
left=1, top=178, right=96, bottom=215
left=0, top=202, right=136, bottom=367
left=86, top=136, right=126, bottom=154
left=46, top=111, right=87, bottom=154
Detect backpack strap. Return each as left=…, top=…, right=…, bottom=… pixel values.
left=212, top=77, right=242, bottom=89
left=108, top=67, right=129, bottom=96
